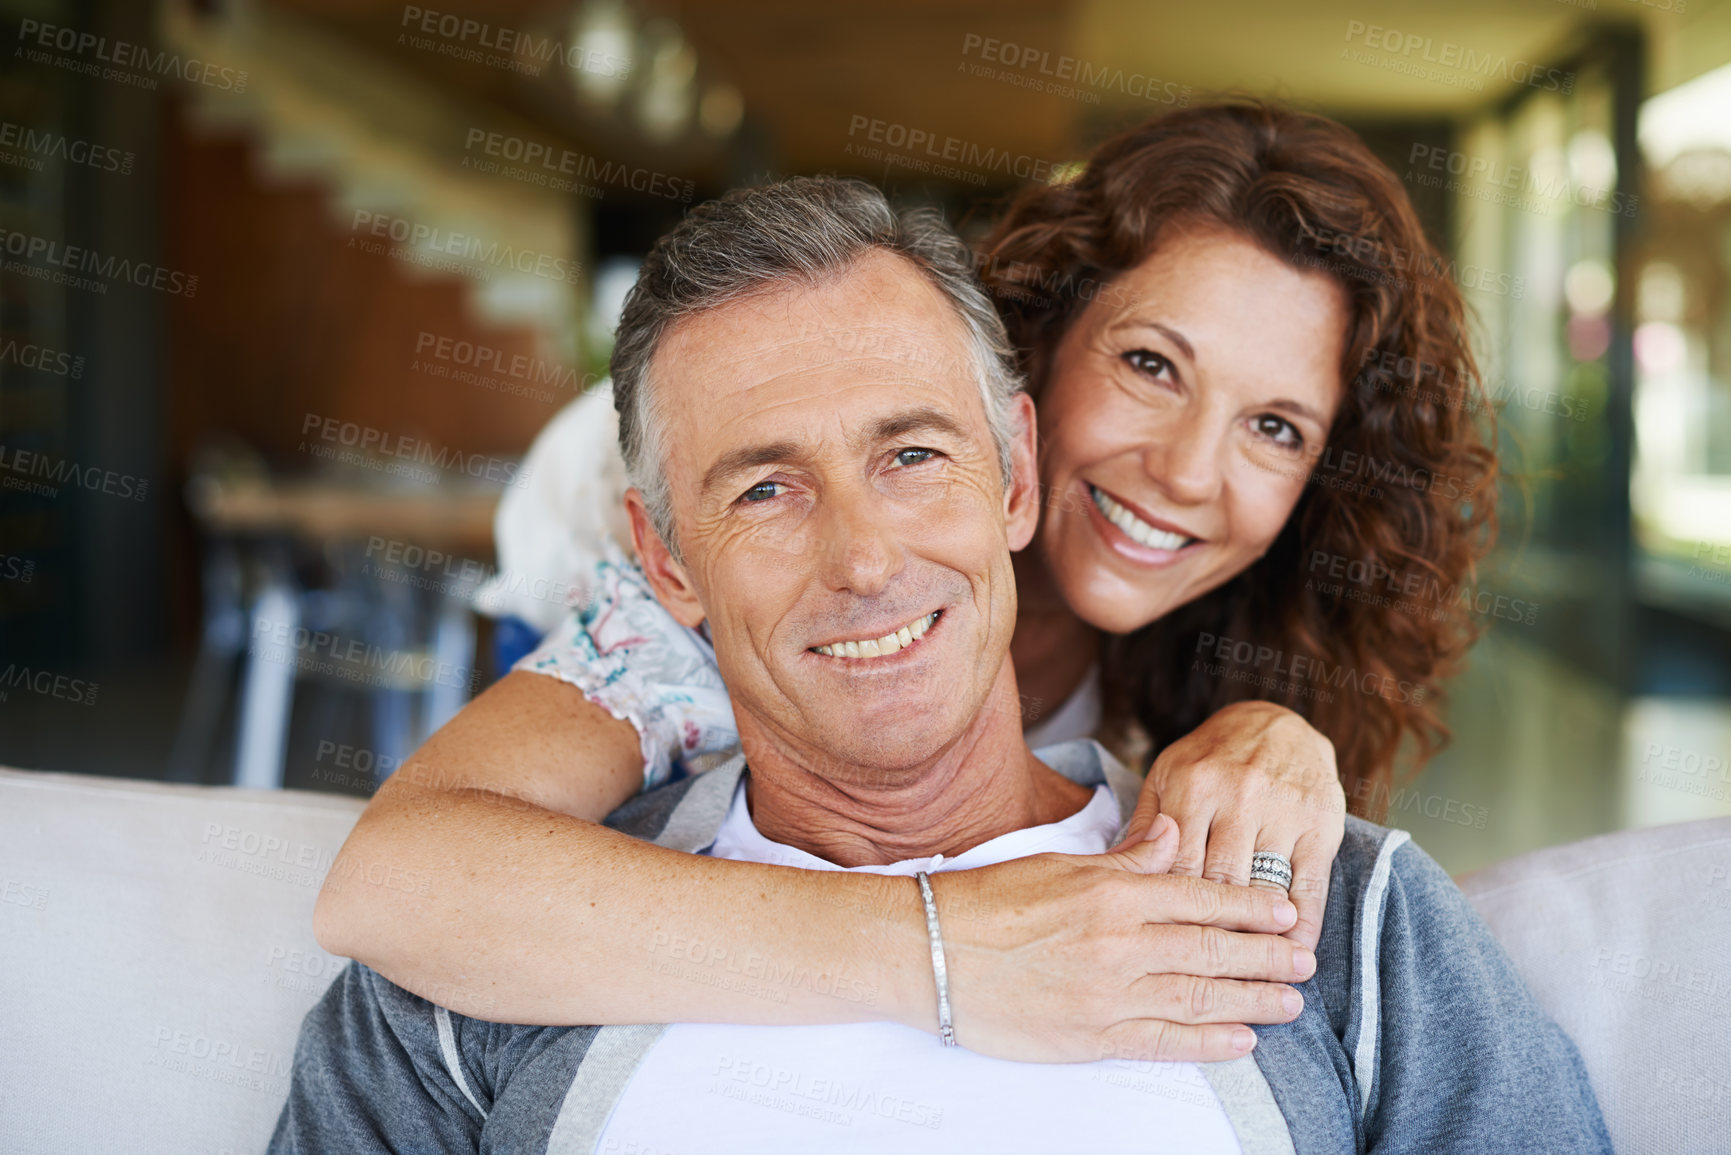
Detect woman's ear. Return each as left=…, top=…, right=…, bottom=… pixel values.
left=1003, top=391, right=1041, bottom=551
left=624, top=489, right=706, bottom=629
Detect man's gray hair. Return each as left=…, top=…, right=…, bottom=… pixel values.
left=610, top=176, right=1024, bottom=556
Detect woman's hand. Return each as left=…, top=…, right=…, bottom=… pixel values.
left=921, top=816, right=1315, bottom=1064
left=1111, top=701, right=1346, bottom=951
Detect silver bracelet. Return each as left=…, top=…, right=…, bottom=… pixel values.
left=914, top=871, right=958, bottom=1046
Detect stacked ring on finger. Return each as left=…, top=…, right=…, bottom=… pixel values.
left=1249, top=850, right=1294, bottom=891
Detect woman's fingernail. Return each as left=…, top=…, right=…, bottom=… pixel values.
left=1276, top=899, right=1298, bottom=925
left=1293, top=948, right=1316, bottom=978
left=1145, top=814, right=1174, bottom=842
left=1282, top=988, right=1305, bottom=1015
left=1233, top=1028, right=1257, bottom=1053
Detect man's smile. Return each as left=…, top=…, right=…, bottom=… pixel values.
left=810, top=609, right=942, bottom=660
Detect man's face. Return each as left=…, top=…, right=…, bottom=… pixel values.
left=628, top=249, right=1039, bottom=779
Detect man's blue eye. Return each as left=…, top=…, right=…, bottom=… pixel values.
left=742, top=481, right=781, bottom=503
left=895, top=448, right=935, bottom=467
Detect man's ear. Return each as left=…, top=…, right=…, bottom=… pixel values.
left=624, top=488, right=707, bottom=629
left=1003, top=392, right=1041, bottom=552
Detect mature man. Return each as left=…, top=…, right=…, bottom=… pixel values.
left=271, top=178, right=1609, bottom=1154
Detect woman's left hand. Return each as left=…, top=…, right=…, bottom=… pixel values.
left=1110, top=701, right=1346, bottom=951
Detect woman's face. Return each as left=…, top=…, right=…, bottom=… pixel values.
left=1033, top=226, right=1350, bottom=635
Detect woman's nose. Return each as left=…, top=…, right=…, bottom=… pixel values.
left=1142, top=408, right=1225, bottom=506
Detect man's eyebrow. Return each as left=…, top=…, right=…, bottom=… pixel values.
left=700, top=440, right=804, bottom=498
left=697, top=407, right=974, bottom=499
left=859, top=407, right=972, bottom=448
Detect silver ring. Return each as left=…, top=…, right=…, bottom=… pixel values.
left=1249, top=851, right=1293, bottom=891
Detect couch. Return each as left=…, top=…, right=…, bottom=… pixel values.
left=1, top=766, right=1726, bottom=1154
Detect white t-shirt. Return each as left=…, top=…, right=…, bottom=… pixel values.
left=595, top=763, right=1243, bottom=1155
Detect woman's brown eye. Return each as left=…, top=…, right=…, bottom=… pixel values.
left=1123, top=349, right=1174, bottom=378
left=1255, top=415, right=1303, bottom=446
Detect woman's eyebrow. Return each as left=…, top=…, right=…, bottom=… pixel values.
left=1264, top=398, right=1328, bottom=426
left=1107, top=317, right=1195, bottom=362
left=1108, top=318, right=1330, bottom=426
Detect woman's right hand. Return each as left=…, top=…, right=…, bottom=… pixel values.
left=921, top=815, right=1315, bottom=1063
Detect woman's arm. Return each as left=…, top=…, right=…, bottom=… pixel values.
left=1112, top=700, right=1348, bottom=950
left=314, top=671, right=1314, bottom=1063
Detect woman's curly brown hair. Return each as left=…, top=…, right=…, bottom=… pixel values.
left=975, top=99, right=1499, bottom=817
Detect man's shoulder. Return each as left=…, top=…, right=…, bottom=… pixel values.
left=1313, top=815, right=1490, bottom=1011
left=1335, top=814, right=1461, bottom=907
left=603, top=751, right=748, bottom=848
left=604, top=772, right=707, bottom=839
left=1325, top=815, right=1450, bottom=930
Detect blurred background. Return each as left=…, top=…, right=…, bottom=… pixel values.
left=1, top=0, right=1728, bottom=874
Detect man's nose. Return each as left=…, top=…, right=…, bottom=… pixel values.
left=1142, top=405, right=1226, bottom=506
left=815, top=486, right=901, bottom=596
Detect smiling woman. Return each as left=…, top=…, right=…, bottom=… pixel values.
left=980, top=99, right=1500, bottom=812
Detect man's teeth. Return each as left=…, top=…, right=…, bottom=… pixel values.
left=1090, top=486, right=1190, bottom=551
left=813, top=611, right=938, bottom=659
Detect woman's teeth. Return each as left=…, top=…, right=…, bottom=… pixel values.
left=813, top=611, right=938, bottom=659
left=1090, top=486, right=1190, bottom=551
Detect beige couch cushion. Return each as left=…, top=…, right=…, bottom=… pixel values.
left=0, top=767, right=364, bottom=1155
left=1459, top=815, right=1731, bottom=1155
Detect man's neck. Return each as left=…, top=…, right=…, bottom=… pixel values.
left=738, top=657, right=1095, bottom=868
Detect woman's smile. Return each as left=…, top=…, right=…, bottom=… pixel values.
left=1084, top=482, right=1202, bottom=565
